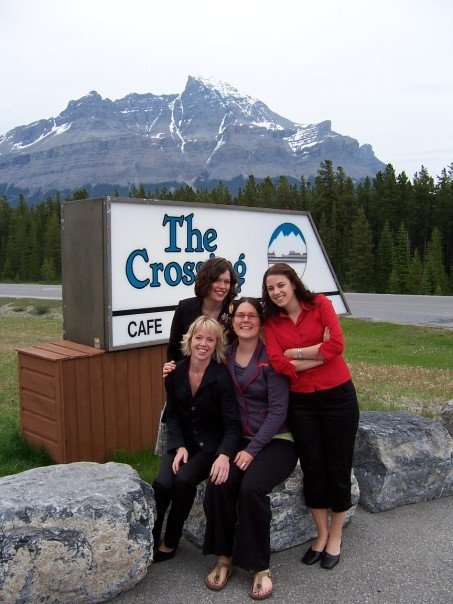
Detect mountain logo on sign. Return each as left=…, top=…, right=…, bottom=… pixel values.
left=267, top=223, right=307, bottom=278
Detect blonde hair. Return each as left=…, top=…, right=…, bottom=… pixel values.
left=181, top=316, right=227, bottom=363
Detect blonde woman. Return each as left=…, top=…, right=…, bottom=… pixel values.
left=152, top=316, right=241, bottom=562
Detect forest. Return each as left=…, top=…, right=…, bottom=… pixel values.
left=0, top=160, right=452, bottom=294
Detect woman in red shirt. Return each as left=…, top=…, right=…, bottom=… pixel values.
left=262, top=263, right=359, bottom=570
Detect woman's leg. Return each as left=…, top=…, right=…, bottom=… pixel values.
left=326, top=510, right=347, bottom=555
left=151, top=452, right=176, bottom=548
left=203, top=459, right=243, bottom=557
left=308, top=507, right=330, bottom=552
left=288, top=393, right=330, bottom=510
left=232, top=439, right=297, bottom=571
left=163, top=449, right=215, bottom=550
left=321, top=380, right=360, bottom=513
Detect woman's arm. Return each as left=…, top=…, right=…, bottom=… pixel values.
left=164, top=371, right=187, bottom=451
left=281, top=297, right=345, bottom=368
left=262, top=322, right=298, bottom=380
left=242, top=368, right=290, bottom=459
left=283, top=327, right=330, bottom=363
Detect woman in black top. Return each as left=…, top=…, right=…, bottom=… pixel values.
left=153, top=316, right=241, bottom=562
left=166, top=257, right=238, bottom=362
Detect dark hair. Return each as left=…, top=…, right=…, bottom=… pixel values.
left=194, top=257, right=238, bottom=303
left=261, top=263, right=316, bottom=318
left=232, top=297, right=264, bottom=323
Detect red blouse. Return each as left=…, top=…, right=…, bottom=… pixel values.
left=263, top=294, right=351, bottom=393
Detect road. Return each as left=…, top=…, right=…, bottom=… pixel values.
left=0, top=285, right=452, bottom=329
left=343, top=292, right=453, bottom=329
left=0, top=283, right=62, bottom=300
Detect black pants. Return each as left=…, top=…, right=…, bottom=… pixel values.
left=152, top=448, right=216, bottom=549
left=288, top=380, right=359, bottom=513
left=203, top=438, right=297, bottom=571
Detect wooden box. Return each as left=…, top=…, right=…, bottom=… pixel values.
left=17, top=340, right=166, bottom=463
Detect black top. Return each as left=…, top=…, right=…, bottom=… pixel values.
left=164, top=357, right=241, bottom=457
left=166, top=296, right=234, bottom=362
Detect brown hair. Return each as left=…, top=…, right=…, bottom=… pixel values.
left=262, top=263, right=316, bottom=318
left=194, top=257, right=238, bottom=303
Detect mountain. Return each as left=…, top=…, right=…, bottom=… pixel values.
left=0, top=75, right=386, bottom=203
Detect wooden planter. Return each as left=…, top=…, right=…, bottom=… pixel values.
left=17, top=340, right=166, bottom=463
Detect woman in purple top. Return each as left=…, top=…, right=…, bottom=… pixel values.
left=203, top=297, right=297, bottom=601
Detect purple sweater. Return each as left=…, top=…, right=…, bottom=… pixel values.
left=225, top=339, right=290, bottom=458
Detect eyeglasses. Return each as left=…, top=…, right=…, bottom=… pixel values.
left=234, top=312, right=260, bottom=320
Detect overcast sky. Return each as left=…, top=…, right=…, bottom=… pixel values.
left=1, top=0, right=452, bottom=179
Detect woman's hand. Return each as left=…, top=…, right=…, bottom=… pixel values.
left=209, top=454, right=231, bottom=485
left=172, top=447, right=188, bottom=473
left=163, top=360, right=176, bottom=378
left=323, top=327, right=330, bottom=341
left=234, top=450, right=254, bottom=472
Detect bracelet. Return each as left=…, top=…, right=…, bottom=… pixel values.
left=296, top=348, right=303, bottom=360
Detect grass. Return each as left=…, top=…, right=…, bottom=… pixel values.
left=341, top=318, right=453, bottom=419
left=0, top=298, right=452, bottom=482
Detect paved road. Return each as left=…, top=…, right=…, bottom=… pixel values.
left=1, top=285, right=452, bottom=329
left=109, top=496, right=453, bottom=604
left=344, top=292, right=453, bottom=329
left=0, top=283, right=62, bottom=300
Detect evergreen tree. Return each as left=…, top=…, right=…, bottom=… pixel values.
left=387, top=267, right=400, bottom=294
left=0, top=197, right=12, bottom=277
left=312, top=160, right=337, bottom=224
left=276, top=176, right=295, bottom=209
left=209, top=182, right=232, bottom=205
left=371, top=165, right=401, bottom=236
left=434, top=165, right=453, bottom=275
left=44, top=212, right=62, bottom=279
left=1, top=258, right=13, bottom=281
left=392, top=222, right=411, bottom=293
left=423, top=227, right=448, bottom=294
left=40, top=257, right=57, bottom=282
left=407, top=248, right=423, bottom=294
left=297, top=175, right=312, bottom=212
left=334, top=166, right=357, bottom=284
left=68, top=188, right=89, bottom=200
left=258, top=177, right=276, bottom=208
left=376, top=221, right=393, bottom=293
left=236, top=175, right=257, bottom=207
left=411, top=166, right=435, bottom=259
left=347, top=207, right=374, bottom=291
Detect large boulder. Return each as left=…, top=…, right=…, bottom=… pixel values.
left=0, top=462, right=154, bottom=603
left=184, top=464, right=360, bottom=551
left=354, top=411, right=453, bottom=512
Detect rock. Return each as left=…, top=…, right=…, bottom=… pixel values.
left=0, top=462, right=154, bottom=603
left=441, top=400, right=453, bottom=437
left=184, top=465, right=360, bottom=551
left=354, top=411, right=453, bottom=512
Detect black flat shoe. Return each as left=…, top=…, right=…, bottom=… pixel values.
left=301, top=546, right=324, bottom=565
left=321, top=551, right=340, bottom=569
left=153, top=548, right=176, bottom=563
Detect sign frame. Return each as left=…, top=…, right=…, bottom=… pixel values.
left=62, top=197, right=350, bottom=351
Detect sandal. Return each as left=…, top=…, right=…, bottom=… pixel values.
left=250, top=569, right=273, bottom=600
left=205, top=561, right=234, bottom=591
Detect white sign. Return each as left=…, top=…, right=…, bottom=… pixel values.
left=107, top=199, right=349, bottom=349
